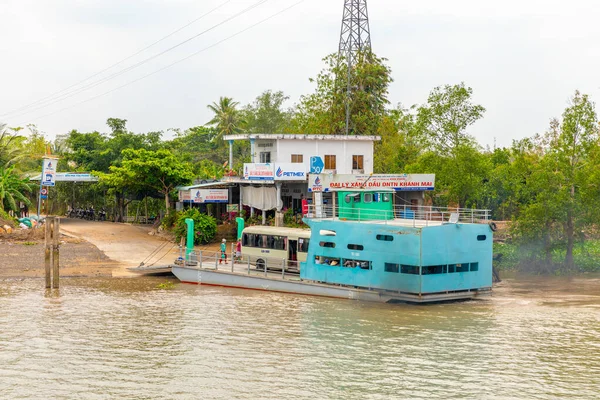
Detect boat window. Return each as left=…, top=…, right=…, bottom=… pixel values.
left=345, top=193, right=360, bottom=203
left=319, top=230, right=336, bottom=236
left=342, top=259, right=371, bottom=270
left=315, top=256, right=340, bottom=266
left=477, top=235, right=487, bottom=241
left=422, top=265, right=445, bottom=275
left=382, top=193, right=391, bottom=202
left=376, top=234, right=394, bottom=242
left=319, top=241, right=336, bottom=248
left=470, top=262, right=479, bottom=272
left=363, top=193, right=373, bottom=203
left=455, top=263, right=469, bottom=273
left=347, top=244, right=364, bottom=251
left=401, top=265, right=420, bottom=275
left=384, top=263, right=400, bottom=273
left=373, top=193, right=380, bottom=202
left=298, top=238, right=310, bottom=253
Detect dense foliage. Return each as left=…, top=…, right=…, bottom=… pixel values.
left=173, top=208, right=217, bottom=245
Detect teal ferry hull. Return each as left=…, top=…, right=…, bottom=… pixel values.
left=302, top=219, right=493, bottom=296
left=171, top=264, right=489, bottom=303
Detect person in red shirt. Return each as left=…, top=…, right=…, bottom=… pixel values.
left=301, top=194, right=308, bottom=216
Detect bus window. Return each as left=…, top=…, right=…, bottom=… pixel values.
left=298, top=238, right=310, bottom=253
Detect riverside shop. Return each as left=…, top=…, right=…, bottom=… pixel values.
left=308, top=173, right=436, bottom=211
left=223, top=134, right=380, bottom=225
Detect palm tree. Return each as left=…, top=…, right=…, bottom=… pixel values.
left=0, top=165, right=33, bottom=213
left=0, top=124, right=26, bottom=168
left=206, top=97, right=245, bottom=142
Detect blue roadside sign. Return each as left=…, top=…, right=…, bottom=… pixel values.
left=310, top=156, right=324, bottom=174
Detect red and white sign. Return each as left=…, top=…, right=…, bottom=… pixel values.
left=308, top=174, right=435, bottom=192
left=243, top=163, right=274, bottom=180
left=190, top=189, right=229, bottom=203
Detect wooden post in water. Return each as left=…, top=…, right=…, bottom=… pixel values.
left=44, top=219, right=52, bottom=288
left=44, top=216, right=60, bottom=289
left=52, top=218, right=60, bottom=288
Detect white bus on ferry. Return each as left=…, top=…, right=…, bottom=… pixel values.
left=241, top=226, right=311, bottom=271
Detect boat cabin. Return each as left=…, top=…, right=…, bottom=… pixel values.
left=301, top=189, right=494, bottom=298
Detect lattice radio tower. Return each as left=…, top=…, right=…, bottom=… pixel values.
left=338, top=0, right=372, bottom=135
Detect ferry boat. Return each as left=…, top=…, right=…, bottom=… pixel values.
left=171, top=189, right=494, bottom=303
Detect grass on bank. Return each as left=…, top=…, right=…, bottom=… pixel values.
left=494, top=240, right=600, bottom=274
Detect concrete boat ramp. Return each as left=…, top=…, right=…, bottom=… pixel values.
left=170, top=259, right=484, bottom=304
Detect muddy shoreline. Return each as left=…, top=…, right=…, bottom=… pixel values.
left=0, top=235, right=120, bottom=279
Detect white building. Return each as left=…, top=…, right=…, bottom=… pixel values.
left=219, top=134, right=435, bottom=226
left=225, top=133, right=379, bottom=175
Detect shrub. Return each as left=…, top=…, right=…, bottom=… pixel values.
left=174, top=208, right=217, bottom=245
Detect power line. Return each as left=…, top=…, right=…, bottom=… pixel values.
left=5, top=0, right=270, bottom=120
left=0, top=0, right=233, bottom=118
left=17, top=1, right=305, bottom=125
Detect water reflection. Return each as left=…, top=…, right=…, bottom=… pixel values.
left=0, top=276, right=599, bottom=399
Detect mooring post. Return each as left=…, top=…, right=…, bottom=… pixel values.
left=44, top=218, right=52, bottom=288
left=52, top=217, right=60, bottom=288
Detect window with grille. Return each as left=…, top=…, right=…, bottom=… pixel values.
left=291, top=154, right=303, bottom=163
left=352, top=155, right=364, bottom=170
left=324, top=155, right=336, bottom=169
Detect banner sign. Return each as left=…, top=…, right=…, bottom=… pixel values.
left=274, top=163, right=306, bottom=181
left=244, top=163, right=274, bottom=181
left=308, top=174, right=436, bottom=192
left=31, top=172, right=98, bottom=182
left=227, top=204, right=239, bottom=212
left=41, top=158, right=58, bottom=187
left=179, top=190, right=191, bottom=202
left=190, top=189, right=229, bottom=203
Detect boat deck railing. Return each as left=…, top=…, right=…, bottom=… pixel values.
left=177, top=249, right=301, bottom=280
left=306, top=204, right=491, bottom=226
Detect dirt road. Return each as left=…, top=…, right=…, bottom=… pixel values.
left=60, top=219, right=180, bottom=276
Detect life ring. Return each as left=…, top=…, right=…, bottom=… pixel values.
left=489, top=222, right=498, bottom=232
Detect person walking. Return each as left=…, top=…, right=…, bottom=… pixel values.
left=235, top=239, right=242, bottom=261
left=219, top=238, right=227, bottom=264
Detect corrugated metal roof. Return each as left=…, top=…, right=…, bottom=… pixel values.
left=177, top=181, right=233, bottom=191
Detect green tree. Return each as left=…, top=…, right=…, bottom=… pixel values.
left=288, top=51, right=392, bottom=136
left=206, top=97, right=244, bottom=142
left=415, top=83, right=485, bottom=154
left=410, top=83, right=487, bottom=207
left=107, top=148, right=195, bottom=214
left=549, top=91, right=598, bottom=269
left=243, top=90, right=290, bottom=133
left=0, top=165, right=32, bottom=213
left=0, top=124, right=26, bottom=168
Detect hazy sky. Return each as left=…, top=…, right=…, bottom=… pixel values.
left=1, top=0, right=599, bottom=148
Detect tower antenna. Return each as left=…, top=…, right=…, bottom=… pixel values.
left=338, top=0, right=372, bottom=135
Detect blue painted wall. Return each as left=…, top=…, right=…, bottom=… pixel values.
left=301, top=219, right=493, bottom=294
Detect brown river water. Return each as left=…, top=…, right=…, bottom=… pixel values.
left=1, top=275, right=599, bottom=399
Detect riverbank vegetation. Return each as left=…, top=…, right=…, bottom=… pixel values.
left=1, top=51, right=599, bottom=274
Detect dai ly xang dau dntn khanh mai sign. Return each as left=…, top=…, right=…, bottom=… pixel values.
left=308, top=174, right=436, bottom=192
left=190, top=189, right=229, bottom=203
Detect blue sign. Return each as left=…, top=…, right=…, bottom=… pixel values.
left=310, top=156, right=324, bottom=174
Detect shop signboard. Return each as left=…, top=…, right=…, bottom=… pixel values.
left=274, top=163, right=306, bottom=181
left=179, top=190, right=191, bottom=202
left=243, top=163, right=274, bottom=181
left=190, top=189, right=229, bottom=203
left=308, top=174, right=436, bottom=192
left=41, top=158, right=58, bottom=187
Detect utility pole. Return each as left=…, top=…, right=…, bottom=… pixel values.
left=338, top=0, right=372, bottom=135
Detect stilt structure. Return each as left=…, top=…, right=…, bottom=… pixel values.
left=338, top=0, right=372, bottom=135
left=44, top=217, right=60, bottom=289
